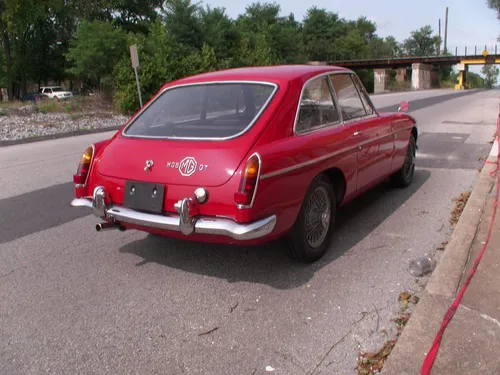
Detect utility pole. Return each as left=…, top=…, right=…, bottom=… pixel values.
left=438, top=18, right=441, bottom=56
left=443, top=7, right=449, bottom=55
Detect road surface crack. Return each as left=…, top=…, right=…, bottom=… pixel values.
left=309, top=330, right=351, bottom=375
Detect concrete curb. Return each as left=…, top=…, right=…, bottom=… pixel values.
left=425, top=138, right=498, bottom=298
left=0, top=125, right=122, bottom=147
left=381, top=136, right=498, bottom=374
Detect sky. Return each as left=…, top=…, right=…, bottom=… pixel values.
left=202, top=0, right=500, bottom=76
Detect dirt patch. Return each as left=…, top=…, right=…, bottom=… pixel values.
left=450, top=191, right=471, bottom=227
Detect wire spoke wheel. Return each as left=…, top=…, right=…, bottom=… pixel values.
left=304, top=186, right=331, bottom=248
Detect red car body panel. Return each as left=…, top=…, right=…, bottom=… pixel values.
left=72, top=65, right=417, bottom=245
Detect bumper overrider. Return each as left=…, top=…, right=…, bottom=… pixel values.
left=71, top=186, right=277, bottom=241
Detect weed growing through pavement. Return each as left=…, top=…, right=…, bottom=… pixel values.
left=356, top=291, right=420, bottom=375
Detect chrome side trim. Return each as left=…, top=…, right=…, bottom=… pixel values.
left=342, top=113, right=378, bottom=124
left=71, top=187, right=277, bottom=241
left=236, top=152, right=262, bottom=210
left=260, top=125, right=415, bottom=180
left=120, top=80, right=279, bottom=142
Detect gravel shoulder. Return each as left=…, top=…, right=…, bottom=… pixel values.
left=0, top=98, right=128, bottom=146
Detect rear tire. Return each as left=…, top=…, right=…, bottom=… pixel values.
left=391, top=134, right=416, bottom=188
left=285, top=174, right=337, bottom=263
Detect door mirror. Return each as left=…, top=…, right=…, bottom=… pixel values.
left=398, top=100, right=409, bottom=112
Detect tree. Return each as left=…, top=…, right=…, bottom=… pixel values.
left=65, top=20, right=128, bottom=89
left=162, top=0, right=204, bottom=57
left=482, top=64, right=500, bottom=88
left=488, top=0, right=500, bottom=18
left=301, top=7, right=344, bottom=60
left=401, top=25, right=440, bottom=56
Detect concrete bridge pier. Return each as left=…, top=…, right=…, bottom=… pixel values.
left=411, top=63, right=432, bottom=90
left=373, top=68, right=390, bottom=94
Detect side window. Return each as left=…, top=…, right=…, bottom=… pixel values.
left=296, top=76, right=340, bottom=133
left=351, top=74, right=375, bottom=116
left=329, top=74, right=368, bottom=120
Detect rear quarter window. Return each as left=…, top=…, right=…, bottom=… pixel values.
left=123, top=82, right=277, bottom=139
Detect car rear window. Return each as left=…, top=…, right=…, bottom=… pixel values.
left=123, top=82, right=277, bottom=139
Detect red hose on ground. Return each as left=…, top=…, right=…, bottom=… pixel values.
left=420, top=102, right=500, bottom=375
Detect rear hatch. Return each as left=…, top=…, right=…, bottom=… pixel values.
left=97, top=80, right=280, bottom=187
left=98, top=137, right=252, bottom=187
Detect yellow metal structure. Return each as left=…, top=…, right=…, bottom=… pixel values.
left=459, top=58, right=500, bottom=65
left=455, top=51, right=499, bottom=90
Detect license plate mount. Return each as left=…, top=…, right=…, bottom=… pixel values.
left=123, top=181, right=165, bottom=214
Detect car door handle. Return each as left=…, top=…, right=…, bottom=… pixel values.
left=353, top=131, right=362, bottom=136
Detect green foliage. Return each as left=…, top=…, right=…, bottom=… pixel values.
left=65, top=20, right=128, bottom=88
left=39, top=101, right=58, bottom=114
left=0, top=0, right=470, bottom=106
left=400, top=25, right=440, bottom=56
left=482, top=64, right=500, bottom=88
left=488, top=0, right=500, bottom=19
left=112, top=21, right=219, bottom=113
left=0, top=48, right=6, bottom=88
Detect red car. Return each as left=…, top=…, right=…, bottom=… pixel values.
left=71, top=65, right=417, bottom=263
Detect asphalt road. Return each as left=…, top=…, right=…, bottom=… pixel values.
left=0, top=88, right=498, bottom=375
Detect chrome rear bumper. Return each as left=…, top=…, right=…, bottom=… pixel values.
left=71, top=186, right=276, bottom=241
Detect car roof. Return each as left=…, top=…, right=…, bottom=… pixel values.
left=169, top=64, right=353, bottom=87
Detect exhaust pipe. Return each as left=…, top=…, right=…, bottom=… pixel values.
left=95, top=222, right=126, bottom=232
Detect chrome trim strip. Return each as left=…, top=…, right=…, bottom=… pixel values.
left=236, top=152, right=262, bottom=209
left=260, top=125, right=415, bottom=180
left=120, top=80, right=279, bottom=142
left=71, top=188, right=277, bottom=241
left=342, top=113, right=378, bottom=124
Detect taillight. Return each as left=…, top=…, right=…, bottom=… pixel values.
left=234, top=153, right=260, bottom=207
left=73, top=145, right=94, bottom=187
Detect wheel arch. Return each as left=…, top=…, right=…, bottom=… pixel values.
left=411, top=126, right=418, bottom=144
left=321, top=167, right=347, bottom=207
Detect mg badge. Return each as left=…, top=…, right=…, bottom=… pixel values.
left=166, top=157, right=208, bottom=176
left=178, top=157, right=197, bottom=177
left=144, top=159, right=154, bottom=171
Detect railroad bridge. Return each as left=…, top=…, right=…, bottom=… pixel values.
left=316, top=46, right=500, bottom=94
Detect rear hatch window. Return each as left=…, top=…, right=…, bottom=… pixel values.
left=123, top=82, right=277, bottom=140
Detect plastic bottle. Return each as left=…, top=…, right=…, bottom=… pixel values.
left=409, top=254, right=437, bottom=277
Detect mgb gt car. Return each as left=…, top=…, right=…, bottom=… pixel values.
left=71, top=65, right=417, bottom=263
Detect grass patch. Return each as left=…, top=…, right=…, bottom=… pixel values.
left=356, top=291, right=420, bottom=375
left=387, top=80, right=411, bottom=92
left=439, top=80, right=456, bottom=89
left=39, top=101, right=59, bottom=114
left=450, top=191, right=471, bottom=227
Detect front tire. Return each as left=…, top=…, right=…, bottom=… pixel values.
left=285, top=174, right=336, bottom=263
left=391, top=134, right=416, bottom=188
